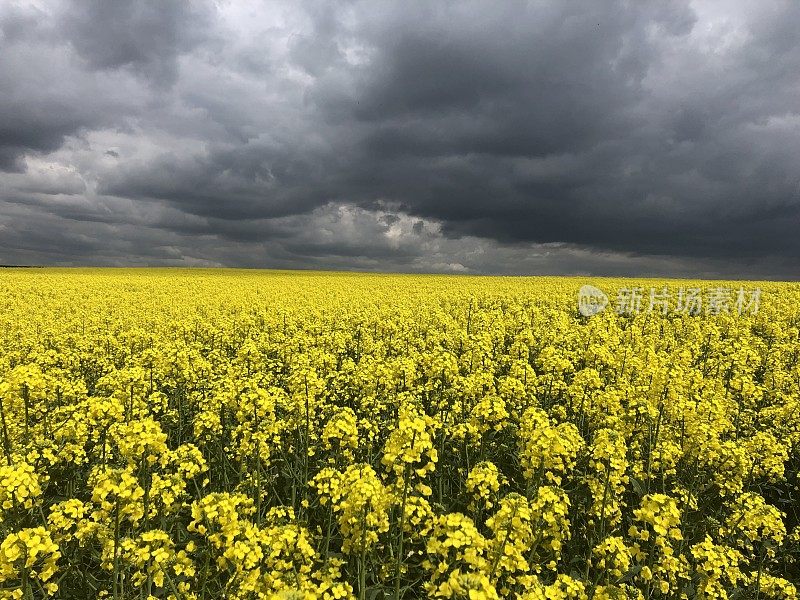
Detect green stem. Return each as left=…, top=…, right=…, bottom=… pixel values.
left=394, top=461, right=412, bottom=600
left=113, top=498, right=121, bottom=600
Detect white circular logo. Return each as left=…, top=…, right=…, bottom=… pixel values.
left=578, top=285, right=608, bottom=317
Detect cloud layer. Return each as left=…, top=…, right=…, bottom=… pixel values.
left=1, top=0, right=799, bottom=277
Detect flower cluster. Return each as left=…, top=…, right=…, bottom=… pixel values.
left=0, top=270, right=795, bottom=598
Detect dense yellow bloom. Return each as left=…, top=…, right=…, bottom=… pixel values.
left=722, top=492, right=786, bottom=556
left=188, top=492, right=255, bottom=549
left=430, top=568, right=499, bottom=599
left=47, top=499, right=94, bottom=545
left=592, top=536, right=632, bottom=580
left=691, top=536, right=746, bottom=598
left=518, top=407, right=584, bottom=485
left=518, top=574, right=588, bottom=600
left=632, top=494, right=682, bottom=541
left=465, top=461, right=504, bottom=510
left=424, top=512, right=488, bottom=587
left=381, top=400, right=438, bottom=480
left=322, top=407, right=359, bottom=461
left=401, top=494, right=435, bottom=537
left=119, top=529, right=195, bottom=589
left=486, top=493, right=535, bottom=583
left=755, top=573, right=797, bottom=600
left=538, top=488, right=574, bottom=550
left=0, top=270, right=795, bottom=598
left=585, top=428, right=628, bottom=528
left=0, top=462, right=42, bottom=516
left=89, top=465, right=146, bottom=526
left=0, top=527, right=60, bottom=596
left=311, top=464, right=391, bottom=554
left=111, top=417, right=169, bottom=465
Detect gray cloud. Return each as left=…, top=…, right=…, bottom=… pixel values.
left=59, top=0, right=217, bottom=84
left=0, top=0, right=799, bottom=277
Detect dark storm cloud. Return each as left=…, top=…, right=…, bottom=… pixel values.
left=0, top=3, right=136, bottom=172
left=59, top=0, right=217, bottom=84
left=0, top=0, right=213, bottom=172
left=0, top=0, right=799, bottom=277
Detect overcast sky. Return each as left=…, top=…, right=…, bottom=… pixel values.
left=1, top=1, right=799, bottom=277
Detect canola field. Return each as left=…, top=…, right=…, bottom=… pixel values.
left=0, top=269, right=798, bottom=600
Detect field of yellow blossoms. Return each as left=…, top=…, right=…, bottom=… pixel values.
left=0, top=268, right=797, bottom=600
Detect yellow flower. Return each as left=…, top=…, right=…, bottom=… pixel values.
left=0, top=527, right=60, bottom=596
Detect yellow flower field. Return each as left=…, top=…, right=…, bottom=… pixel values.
left=0, top=269, right=797, bottom=599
